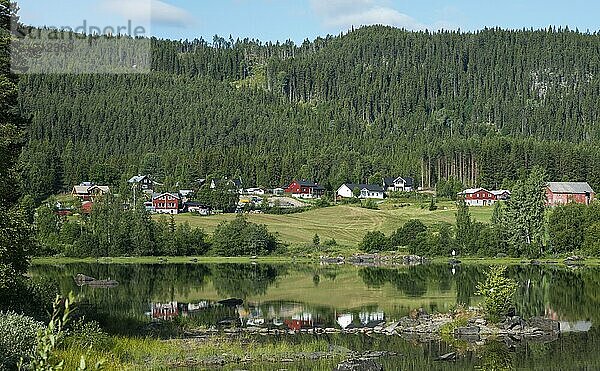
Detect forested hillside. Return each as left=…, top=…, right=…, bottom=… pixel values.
left=18, top=26, right=600, bottom=201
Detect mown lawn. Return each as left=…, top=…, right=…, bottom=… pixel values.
left=168, top=202, right=493, bottom=247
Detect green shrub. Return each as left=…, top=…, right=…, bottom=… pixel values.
left=211, top=216, right=279, bottom=256
left=67, top=320, right=112, bottom=351
left=0, top=312, right=44, bottom=369
left=361, top=199, right=379, bottom=210
left=359, top=231, right=390, bottom=252
left=476, top=266, right=518, bottom=322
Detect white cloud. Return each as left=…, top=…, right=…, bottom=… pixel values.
left=310, top=0, right=444, bottom=31
left=102, top=0, right=194, bottom=28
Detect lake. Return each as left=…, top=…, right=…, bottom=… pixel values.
left=30, top=262, right=600, bottom=370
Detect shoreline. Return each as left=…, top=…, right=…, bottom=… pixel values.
left=30, top=255, right=600, bottom=266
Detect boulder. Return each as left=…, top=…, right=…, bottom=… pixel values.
left=403, top=255, right=424, bottom=265
left=527, top=317, right=560, bottom=333
left=501, top=316, right=525, bottom=331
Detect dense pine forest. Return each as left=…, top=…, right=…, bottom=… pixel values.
left=18, top=26, right=600, bottom=201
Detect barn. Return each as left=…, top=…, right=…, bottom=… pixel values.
left=546, top=182, right=595, bottom=206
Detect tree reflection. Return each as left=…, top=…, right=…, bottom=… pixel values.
left=209, top=264, right=285, bottom=299
left=476, top=341, right=514, bottom=371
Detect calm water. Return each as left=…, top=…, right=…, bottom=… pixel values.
left=30, top=262, right=600, bottom=370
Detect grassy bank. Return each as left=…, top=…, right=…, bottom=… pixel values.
left=56, top=335, right=338, bottom=371
left=167, top=202, right=493, bottom=247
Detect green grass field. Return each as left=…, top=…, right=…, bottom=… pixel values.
left=168, top=201, right=493, bottom=247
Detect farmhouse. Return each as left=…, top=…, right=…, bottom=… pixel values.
left=457, top=188, right=497, bottom=206
left=71, top=182, right=111, bottom=201
left=337, top=184, right=385, bottom=199
left=152, top=192, right=181, bottom=214
left=546, top=182, right=595, bottom=206
left=383, top=177, right=414, bottom=192
left=285, top=180, right=325, bottom=199
left=128, top=175, right=159, bottom=192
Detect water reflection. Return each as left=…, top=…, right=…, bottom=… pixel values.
left=29, top=262, right=600, bottom=332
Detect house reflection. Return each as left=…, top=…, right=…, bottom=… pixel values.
left=337, top=311, right=385, bottom=329
left=147, top=300, right=388, bottom=331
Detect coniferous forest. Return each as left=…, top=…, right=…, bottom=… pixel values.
left=18, top=26, right=600, bottom=201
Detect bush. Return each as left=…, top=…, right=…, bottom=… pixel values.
left=390, top=219, right=427, bottom=248
left=361, top=199, right=379, bottom=210
left=211, top=216, right=279, bottom=256
left=359, top=231, right=390, bottom=252
left=476, top=266, right=518, bottom=322
left=67, top=320, right=112, bottom=351
left=0, top=312, right=44, bottom=369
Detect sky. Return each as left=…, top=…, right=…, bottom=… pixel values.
left=16, top=0, right=600, bottom=43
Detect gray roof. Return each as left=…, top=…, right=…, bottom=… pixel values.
left=295, top=180, right=325, bottom=190
left=383, top=177, right=395, bottom=187
left=344, top=184, right=384, bottom=192
left=547, top=182, right=594, bottom=194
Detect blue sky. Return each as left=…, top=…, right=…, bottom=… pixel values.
left=17, top=0, right=600, bottom=43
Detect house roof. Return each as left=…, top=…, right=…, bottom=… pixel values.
left=491, top=190, right=511, bottom=196
left=152, top=192, right=181, bottom=200
left=89, top=185, right=110, bottom=193
left=383, top=177, right=395, bottom=187
left=293, top=180, right=325, bottom=190
left=72, top=185, right=90, bottom=195
left=128, top=175, right=147, bottom=183
left=211, top=178, right=243, bottom=189
left=341, top=184, right=384, bottom=193
left=459, top=188, right=488, bottom=195
left=547, top=182, right=594, bottom=194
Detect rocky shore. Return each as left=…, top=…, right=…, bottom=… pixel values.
left=182, top=311, right=562, bottom=344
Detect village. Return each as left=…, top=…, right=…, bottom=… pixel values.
left=65, top=173, right=597, bottom=217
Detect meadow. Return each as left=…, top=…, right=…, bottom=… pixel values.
left=169, top=201, right=494, bottom=247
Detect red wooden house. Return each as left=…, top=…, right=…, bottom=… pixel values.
left=152, top=193, right=181, bottom=214
left=285, top=180, right=325, bottom=199
left=457, top=188, right=497, bottom=206
left=546, top=182, right=595, bottom=206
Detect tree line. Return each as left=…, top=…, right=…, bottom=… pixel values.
left=35, top=195, right=279, bottom=258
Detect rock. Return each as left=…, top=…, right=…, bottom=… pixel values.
left=334, top=359, right=384, bottom=371
left=454, top=326, right=480, bottom=336
left=436, top=352, right=456, bottom=361
left=527, top=317, right=560, bottom=333
left=474, top=318, right=487, bottom=326
left=384, top=321, right=400, bottom=333
left=501, top=316, right=525, bottom=331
